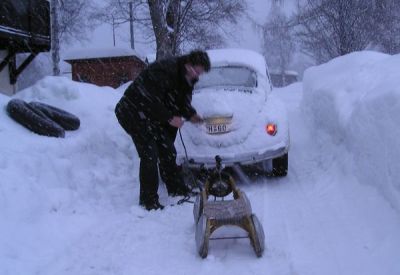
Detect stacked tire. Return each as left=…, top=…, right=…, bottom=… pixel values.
left=6, top=99, right=80, bottom=138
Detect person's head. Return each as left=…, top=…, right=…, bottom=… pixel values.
left=181, top=50, right=211, bottom=84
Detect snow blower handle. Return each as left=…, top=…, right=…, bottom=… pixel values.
left=215, top=155, right=222, bottom=171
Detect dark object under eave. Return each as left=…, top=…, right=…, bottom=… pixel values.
left=0, top=0, right=51, bottom=85
left=0, top=0, right=50, bottom=53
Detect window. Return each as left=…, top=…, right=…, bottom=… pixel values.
left=195, top=66, right=257, bottom=89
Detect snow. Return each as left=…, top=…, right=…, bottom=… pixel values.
left=175, top=49, right=286, bottom=166
left=1, top=51, right=400, bottom=275
left=302, top=51, right=400, bottom=211
left=177, top=88, right=288, bottom=162
left=145, top=53, right=157, bottom=64
left=64, top=47, right=143, bottom=61
left=208, top=48, right=268, bottom=78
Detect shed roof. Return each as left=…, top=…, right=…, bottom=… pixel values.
left=64, top=47, right=144, bottom=62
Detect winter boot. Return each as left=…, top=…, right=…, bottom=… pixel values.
left=139, top=195, right=164, bottom=211
left=168, top=183, right=192, bottom=197
left=141, top=200, right=164, bottom=211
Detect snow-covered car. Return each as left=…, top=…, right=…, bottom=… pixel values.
left=175, top=48, right=290, bottom=176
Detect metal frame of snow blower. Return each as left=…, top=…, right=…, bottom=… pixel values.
left=190, top=156, right=265, bottom=258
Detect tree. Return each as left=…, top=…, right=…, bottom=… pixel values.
left=50, top=0, right=98, bottom=75
left=294, top=0, right=374, bottom=63
left=50, top=0, right=60, bottom=75
left=369, top=0, right=400, bottom=54
left=169, top=1, right=246, bottom=54
left=91, top=0, right=143, bottom=48
left=98, top=0, right=247, bottom=60
left=262, top=7, right=295, bottom=85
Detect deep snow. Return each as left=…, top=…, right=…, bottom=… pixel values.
left=1, top=51, right=399, bottom=275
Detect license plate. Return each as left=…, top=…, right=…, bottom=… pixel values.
left=206, top=123, right=229, bottom=134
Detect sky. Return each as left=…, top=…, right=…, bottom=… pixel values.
left=66, top=0, right=298, bottom=58
left=62, top=0, right=305, bottom=76
left=1, top=49, right=400, bottom=274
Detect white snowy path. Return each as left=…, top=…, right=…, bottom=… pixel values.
left=2, top=82, right=400, bottom=275
left=253, top=84, right=400, bottom=275
left=20, top=83, right=399, bottom=275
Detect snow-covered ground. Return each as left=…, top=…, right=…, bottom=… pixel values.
left=1, top=51, right=400, bottom=275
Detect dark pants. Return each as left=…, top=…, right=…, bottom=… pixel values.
left=115, top=101, right=183, bottom=204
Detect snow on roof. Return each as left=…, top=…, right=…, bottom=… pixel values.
left=207, top=48, right=267, bottom=77
left=145, top=53, right=156, bottom=64
left=0, top=25, right=30, bottom=38
left=64, top=47, right=143, bottom=61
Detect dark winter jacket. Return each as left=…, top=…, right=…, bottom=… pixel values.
left=118, top=57, right=197, bottom=125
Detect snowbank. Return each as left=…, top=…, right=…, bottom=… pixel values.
left=1, top=51, right=400, bottom=274
left=64, top=47, right=143, bottom=61
left=0, top=76, right=134, bottom=219
left=302, top=51, right=400, bottom=211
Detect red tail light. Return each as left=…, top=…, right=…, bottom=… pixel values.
left=266, top=123, right=277, bottom=136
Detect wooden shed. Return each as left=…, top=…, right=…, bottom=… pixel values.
left=64, top=48, right=146, bottom=88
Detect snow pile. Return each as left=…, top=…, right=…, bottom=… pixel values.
left=207, top=48, right=268, bottom=77
left=302, top=51, right=400, bottom=210
left=0, top=76, right=133, bottom=218
left=64, top=47, right=143, bottom=61
left=1, top=51, right=400, bottom=275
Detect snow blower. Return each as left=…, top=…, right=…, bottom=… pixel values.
left=192, top=156, right=265, bottom=258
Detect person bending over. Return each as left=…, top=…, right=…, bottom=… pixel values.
left=115, top=50, right=210, bottom=210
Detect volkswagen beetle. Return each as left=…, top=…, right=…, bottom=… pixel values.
left=176, top=48, right=289, bottom=177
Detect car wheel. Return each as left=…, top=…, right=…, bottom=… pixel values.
left=272, top=153, right=288, bottom=176
left=261, top=153, right=288, bottom=177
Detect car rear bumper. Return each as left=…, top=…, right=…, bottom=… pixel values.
left=177, top=144, right=289, bottom=169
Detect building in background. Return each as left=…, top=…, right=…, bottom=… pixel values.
left=0, top=0, right=50, bottom=95
left=269, top=70, right=298, bottom=87
left=64, top=48, right=145, bottom=89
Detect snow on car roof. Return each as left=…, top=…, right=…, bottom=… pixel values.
left=207, top=48, right=267, bottom=77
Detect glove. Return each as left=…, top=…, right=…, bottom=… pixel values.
left=190, top=114, right=204, bottom=124
left=168, top=116, right=184, bottom=128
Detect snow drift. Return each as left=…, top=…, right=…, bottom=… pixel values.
left=1, top=50, right=400, bottom=275
left=302, top=51, right=400, bottom=211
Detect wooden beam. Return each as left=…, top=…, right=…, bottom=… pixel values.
left=9, top=52, right=38, bottom=85
left=0, top=51, right=14, bottom=73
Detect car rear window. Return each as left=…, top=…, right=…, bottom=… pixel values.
left=195, top=66, right=257, bottom=89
